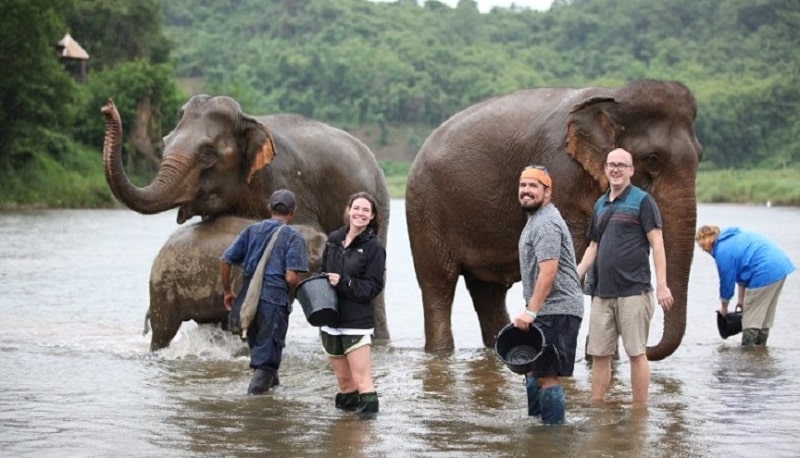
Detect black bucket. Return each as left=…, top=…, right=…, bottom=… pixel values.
left=296, top=274, right=339, bottom=327
left=495, top=323, right=545, bottom=374
left=717, top=305, right=743, bottom=339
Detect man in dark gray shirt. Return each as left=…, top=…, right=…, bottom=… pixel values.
left=513, top=165, right=584, bottom=425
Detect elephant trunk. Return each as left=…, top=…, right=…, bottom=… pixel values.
left=646, top=193, right=696, bottom=361
left=101, top=99, right=193, bottom=217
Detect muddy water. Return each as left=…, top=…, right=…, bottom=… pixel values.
left=1, top=201, right=798, bottom=457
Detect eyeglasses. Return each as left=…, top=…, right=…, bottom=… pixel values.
left=605, top=162, right=631, bottom=171
left=524, top=165, right=549, bottom=175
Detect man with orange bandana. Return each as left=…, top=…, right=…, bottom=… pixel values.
left=513, top=165, right=584, bottom=425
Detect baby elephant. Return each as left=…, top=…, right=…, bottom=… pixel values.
left=145, top=216, right=326, bottom=351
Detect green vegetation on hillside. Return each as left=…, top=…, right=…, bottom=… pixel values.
left=0, top=0, right=797, bottom=208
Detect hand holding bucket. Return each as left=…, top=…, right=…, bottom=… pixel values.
left=296, top=273, right=339, bottom=327
left=717, top=304, right=744, bottom=339
left=495, top=323, right=546, bottom=374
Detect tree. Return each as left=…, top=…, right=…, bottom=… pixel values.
left=0, top=0, right=79, bottom=170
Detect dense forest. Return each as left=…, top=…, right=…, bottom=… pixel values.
left=0, top=0, right=798, bottom=206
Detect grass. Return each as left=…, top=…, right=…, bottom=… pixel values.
left=383, top=164, right=800, bottom=204
left=2, top=156, right=798, bottom=207
left=695, top=169, right=800, bottom=206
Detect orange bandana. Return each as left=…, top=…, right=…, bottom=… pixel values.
left=519, top=168, right=552, bottom=188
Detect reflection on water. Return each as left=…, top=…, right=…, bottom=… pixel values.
left=1, top=203, right=799, bottom=457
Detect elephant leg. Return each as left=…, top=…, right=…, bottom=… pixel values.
left=464, top=276, right=511, bottom=349
left=420, top=275, right=458, bottom=353
left=149, top=305, right=182, bottom=351
left=372, top=291, right=389, bottom=341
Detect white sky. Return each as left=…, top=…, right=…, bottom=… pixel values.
left=442, top=0, right=554, bottom=13
left=372, top=1, right=555, bottom=13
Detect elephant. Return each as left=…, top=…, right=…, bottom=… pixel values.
left=145, top=216, right=328, bottom=351
left=101, top=95, right=391, bottom=341
left=406, top=79, right=703, bottom=360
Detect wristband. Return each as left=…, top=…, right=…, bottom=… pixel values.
left=525, top=310, right=537, bottom=319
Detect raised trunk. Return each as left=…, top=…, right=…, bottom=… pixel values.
left=101, top=99, right=187, bottom=216
left=646, top=194, right=696, bottom=361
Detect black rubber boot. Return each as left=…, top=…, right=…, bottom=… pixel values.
left=335, top=390, right=360, bottom=411
left=742, top=328, right=759, bottom=347
left=755, top=328, right=770, bottom=346
left=525, top=376, right=540, bottom=417
left=247, top=368, right=276, bottom=395
left=355, top=392, right=379, bottom=419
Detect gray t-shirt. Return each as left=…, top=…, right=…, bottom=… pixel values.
left=518, top=203, right=584, bottom=318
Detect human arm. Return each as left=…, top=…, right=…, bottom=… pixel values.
left=334, top=242, right=386, bottom=302
left=647, top=228, right=673, bottom=312
left=513, top=259, right=557, bottom=329
left=219, top=260, right=236, bottom=311
left=720, top=284, right=746, bottom=315
left=285, top=270, right=301, bottom=290
left=576, top=241, right=598, bottom=285
left=284, top=229, right=309, bottom=292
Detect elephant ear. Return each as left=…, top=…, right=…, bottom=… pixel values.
left=565, top=94, right=622, bottom=191
left=238, top=114, right=276, bottom=184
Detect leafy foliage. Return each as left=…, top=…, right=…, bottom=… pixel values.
left=161, top=0, right=799, bottom=169
left=0, top=0, right=797, bottom=207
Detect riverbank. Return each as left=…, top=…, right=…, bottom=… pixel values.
left=1, top=163, right=798, bottom=209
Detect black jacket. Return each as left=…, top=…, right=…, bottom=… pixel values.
left=320, top=226, right=386, bottom=329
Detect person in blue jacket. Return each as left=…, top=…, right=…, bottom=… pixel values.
left=696, top=225, right=795, bottom=346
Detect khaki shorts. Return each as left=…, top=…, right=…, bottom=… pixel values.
left=320, top=331, right=371, bottom=357
left=586, top=293, right=654, bottom=357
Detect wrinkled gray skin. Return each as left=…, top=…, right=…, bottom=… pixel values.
left=407, top=80, right=703, bottom=360
left=145, top=217, right=327, bottom=351
left=101, top=95, right=391, bottom=347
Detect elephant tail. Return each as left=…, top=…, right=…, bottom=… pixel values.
left=143, top=308, right=151, bottom=336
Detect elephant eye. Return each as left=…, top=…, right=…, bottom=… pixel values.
left=198, top=146, right=217, bottom=167
left=644, top=152, right=662, bottom=173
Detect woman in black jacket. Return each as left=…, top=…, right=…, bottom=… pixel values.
left=320, top=192, right=386, bottom=418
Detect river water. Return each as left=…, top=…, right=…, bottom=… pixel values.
left=1, top=201, right=798, bottom=457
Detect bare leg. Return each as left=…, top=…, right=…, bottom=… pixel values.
left=329, top=356, right=356, bottom=393
left=590, top=355, right=612, bottom=401
left=630, top=354, right=650, bottom=404
left=346, top=345, right=375, bottom=393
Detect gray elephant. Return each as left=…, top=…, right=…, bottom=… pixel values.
left=406, top=79, right=703, bottom=360
left=145, top=217, right=327, bottom=351
left=101, top=95, right=391, bottom=342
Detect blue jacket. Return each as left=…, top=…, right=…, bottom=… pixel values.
left=711, top=227, right=795, bottom=301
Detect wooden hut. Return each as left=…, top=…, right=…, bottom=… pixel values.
left=56, top=33, right=89, bottom=83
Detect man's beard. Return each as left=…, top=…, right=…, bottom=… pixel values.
left=521, top=201, right=543, bottom=213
